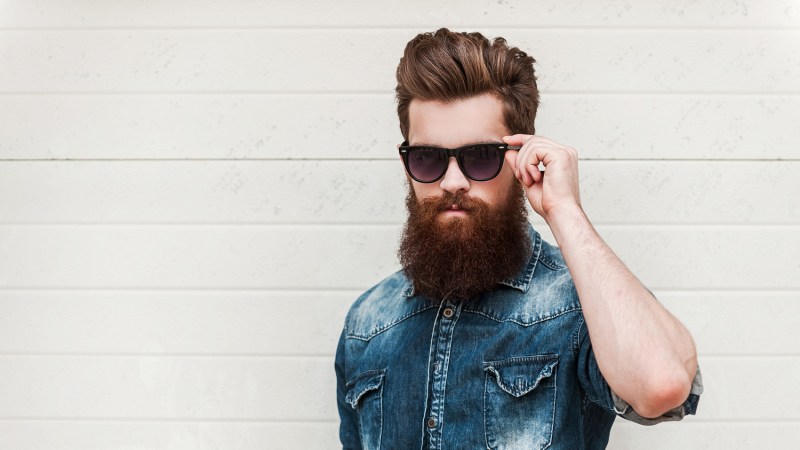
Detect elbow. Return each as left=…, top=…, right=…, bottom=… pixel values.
left=633, top=372, right=693, bottom=419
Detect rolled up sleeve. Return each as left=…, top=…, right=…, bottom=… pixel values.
left=610, top=366, right=703, bottom=425
left=576, top=315, right=704, bottom=426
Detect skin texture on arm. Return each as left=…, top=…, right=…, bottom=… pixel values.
left=503, top=134, right=699, bottom=418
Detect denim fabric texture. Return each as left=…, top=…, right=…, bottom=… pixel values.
left=335, top=223, right=703, bottom=449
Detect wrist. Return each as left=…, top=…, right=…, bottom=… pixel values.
left=543, top=202, right=585, bottom=226
left=544, top=203, right=591, bottom=246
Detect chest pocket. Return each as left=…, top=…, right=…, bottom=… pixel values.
left=483, top=355, right=559, bottom=450
left=345, top=369, right=386, bottom=450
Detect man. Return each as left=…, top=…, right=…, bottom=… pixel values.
left=335, top=28, right=702, bottom=449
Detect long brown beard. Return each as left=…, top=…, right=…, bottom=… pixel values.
left=398, top=183, right=531, bottom=302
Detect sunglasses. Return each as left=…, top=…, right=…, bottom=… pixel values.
left=398, top=141, right=521, bottom=183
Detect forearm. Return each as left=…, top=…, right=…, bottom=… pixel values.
left=546, top=204, right=698, bottom=417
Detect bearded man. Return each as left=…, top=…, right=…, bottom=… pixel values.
left=335, top=28, right=702, bottom=449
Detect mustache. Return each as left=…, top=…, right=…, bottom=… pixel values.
left=417, top=191, right=488, bottom=213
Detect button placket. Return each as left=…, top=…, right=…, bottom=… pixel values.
left=424, top=301, right=460, bottom=449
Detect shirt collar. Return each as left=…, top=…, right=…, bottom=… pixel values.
left=403, top=222, right=542, bottom=297
left=498, top=222, right=541, bottom=292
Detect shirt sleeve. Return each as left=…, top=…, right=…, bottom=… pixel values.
left=335, top=327, right=362, bottom=449
left=575, top=315, right=703, bottom=426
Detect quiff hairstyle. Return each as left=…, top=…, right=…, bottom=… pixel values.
left=395, top=28, right=539, bottom=141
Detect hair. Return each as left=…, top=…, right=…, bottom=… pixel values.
left=395, top=28, right=540, bottom=141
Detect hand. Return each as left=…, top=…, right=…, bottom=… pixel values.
left=503, top=134, right=582, bottom=222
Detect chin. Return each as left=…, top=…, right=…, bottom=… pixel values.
left=436, top=214, right=475, bottom=235
left=437, top=212, right=469, bottom=223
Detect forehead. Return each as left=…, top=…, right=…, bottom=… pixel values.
left=408, top=93, right=509, bottom=147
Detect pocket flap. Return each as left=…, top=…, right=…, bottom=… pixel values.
left=484, top=354, right=559, bottom=398
left=345, top=369, right=386, bottom=409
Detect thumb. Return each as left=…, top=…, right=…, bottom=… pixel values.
left=504, top=150, right=518, bottom=173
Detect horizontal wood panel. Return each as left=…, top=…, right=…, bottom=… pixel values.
left=0, top=421, right=797, bottom=450
left=0, top=356, right=795, bottom=421
left=0, top=421, right=339, bottom=450
left=0, top=291, right=354, bottom=356
left=1, top=30, right=798, bottom=92
left=2, top=1, right=798, bottom=28
left=0, top=356, right=337, bottom=420
left=0, top=291, right=796, bottom=356
left=0, top=161, right=796, bottom=224
left=1, top=95, right=797, bottom=160
left=0, top=226, right=797, bottom=289
left=608, top=422, right=800, bottom=449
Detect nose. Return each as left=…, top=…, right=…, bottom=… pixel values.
left=439, top=157, right=470, bottom=194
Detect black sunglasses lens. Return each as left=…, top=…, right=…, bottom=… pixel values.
left=460, top=145, right=504, bottom=180
left=408, top=148, right=447, bottom=182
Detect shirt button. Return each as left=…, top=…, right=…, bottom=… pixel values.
left=427, top=417, right=437, bottom=428
left=433, top=362, right=440, bottom=371
left=443, top=308, right=454, bottom=318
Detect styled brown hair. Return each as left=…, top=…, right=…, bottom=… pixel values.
left=395, top=28, right=539, bottom=141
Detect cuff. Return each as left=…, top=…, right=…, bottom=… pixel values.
left=611, top=364, right=704, bottom=426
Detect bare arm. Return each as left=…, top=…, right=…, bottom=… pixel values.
left=504, top=134, right=698, bottom=418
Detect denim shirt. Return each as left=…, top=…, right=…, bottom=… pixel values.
left=335, top=223, right=703, bottom=449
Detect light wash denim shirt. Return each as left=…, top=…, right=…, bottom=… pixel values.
left=335, top=223, right=703, bottom=449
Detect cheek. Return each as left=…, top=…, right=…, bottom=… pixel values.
left=410, top=180, right=438, bottom=201
left=499, top=160, right=516, bottom=179
left=480, top=171, right=517, bottom=204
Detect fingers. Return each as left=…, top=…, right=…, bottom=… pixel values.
left=516, top=144, right=546, bottom=186
left=503, top=135, right=577, bottom=187
left=502, top=134, right=528, bottom=146
left=507, top=148, right=528, bottom=185
left=502, top=136, right=531, bottom=185
left=502, top=134, right=556, bottom=147
left=504, top=150, right=518, bottom=173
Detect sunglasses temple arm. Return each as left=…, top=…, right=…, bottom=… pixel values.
left=506, top=146, right=522, bottom=150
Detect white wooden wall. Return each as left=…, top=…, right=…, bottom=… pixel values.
left=0, top=1, right=798, bottom=448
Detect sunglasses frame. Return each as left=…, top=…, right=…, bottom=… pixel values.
left=398, top=141, right=521, bottom=183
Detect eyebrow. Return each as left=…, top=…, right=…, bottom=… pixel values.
left=410, top=138, right=505, bottom=147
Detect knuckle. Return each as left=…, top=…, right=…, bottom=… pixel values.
left=562, top=147, right=577, bottom=161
